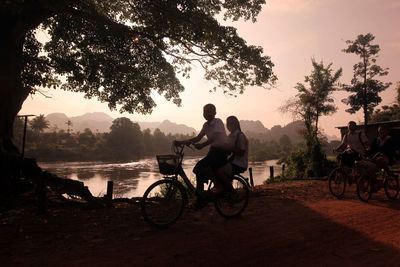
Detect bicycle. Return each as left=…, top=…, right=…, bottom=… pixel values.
left=328, top=150, right=359, bottom=199
left=140, top=141, right=250, bottom=227
left=356, top=160, right=400, bottom=202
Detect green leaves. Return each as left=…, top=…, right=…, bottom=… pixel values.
left=342, top=33, right=391, bottom=124
left=14, top=0, right=274, bottom=115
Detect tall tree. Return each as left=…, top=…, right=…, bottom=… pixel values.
left=280, top=58, right=342, bottom=177
left=281, top=58, right=342, bottom=139
left=65, top=120, right=73, bottom=134
left=342, top=33, right=391, bottom=126
left=0, top=0, right=276, bottom=153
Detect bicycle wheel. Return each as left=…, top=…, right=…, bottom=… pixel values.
left=384, top=174, right=399, bottom=200
left=141, top=179, right=186, bottom=227
left=357, top=175, right=372, bottom=202
left=214, top=176, right=249, bottom=218
left=328, top=167, right=347, bottom=199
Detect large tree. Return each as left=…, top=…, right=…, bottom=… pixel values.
left=342, top=33, right=391, bottom=126
left=281, top=58, right=342, bottom=139
left=280, top=58, right=342, bottom=177
left=0, top=0, right=276, bottom=153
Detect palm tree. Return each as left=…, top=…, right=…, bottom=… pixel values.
left=30, top=114, right=49, bottom=134
left=66, top=120, right=73, bottom=134
left=30, top=114, right=49, bottom=143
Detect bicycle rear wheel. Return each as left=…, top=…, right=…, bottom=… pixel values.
left=141, top=179, right=186, bottom=227
left=328, top=167, right=347, bottom=199
left=384, top=174, right=399, bottom=200
left=215, top=176, right=249, bottom=218
left=357, top=175, right=372, bottom=202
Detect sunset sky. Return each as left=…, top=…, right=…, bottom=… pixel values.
left=20, top=0, right=400, bottom=138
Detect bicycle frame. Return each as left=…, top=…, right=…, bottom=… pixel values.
left=141, top=142, right=250, bottom=227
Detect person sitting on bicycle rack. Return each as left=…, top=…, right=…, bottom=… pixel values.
left=175, top=104, right=229, bottom=199
left=334, top=121, right=369, bottom=184
left=368, top=125, right=398, bottom=190
left=216, top=116, right=248, bottom=196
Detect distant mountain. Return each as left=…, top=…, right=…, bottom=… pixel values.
left=45, top=113, right=70, bottom=131
left=45, top=112, right=197, bottom=135
left=240, top=120, right=268, bottom=134
left=137, top=120, right=197, bottom=135
left=240, top=120, right=304, bottom=144
left=46, top=112, right=113, bottom=133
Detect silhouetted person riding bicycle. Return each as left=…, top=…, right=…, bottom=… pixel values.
left=175, top=104, right=229, bottom=207
left=334, top=121, right=369, bottom=184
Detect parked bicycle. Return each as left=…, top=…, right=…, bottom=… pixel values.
left=328, top=150, right=359, bottom=199
left=356, top=160, right=399, bottom=202
left=141, top=141, right=249, bottom=227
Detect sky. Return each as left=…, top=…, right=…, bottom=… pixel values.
left=20, top=0, right=400, bottom=138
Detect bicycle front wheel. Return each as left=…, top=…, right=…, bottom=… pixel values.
left=215, top=176, right=249, bottom=218
left=357, top=175, right=372, bottom=202
left=384, top=174, right=399, bottom=200
left=328, top=167, right=347, bottom=199
left=141, top=179, right=186, bottom=227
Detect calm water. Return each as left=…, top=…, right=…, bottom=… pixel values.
left=38, top=157, right=282, bottom=198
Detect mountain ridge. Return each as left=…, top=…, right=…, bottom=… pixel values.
left=44, top=112, right=339, bottom=141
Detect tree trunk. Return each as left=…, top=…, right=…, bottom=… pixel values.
left=0, top=32, right=31, bottom=153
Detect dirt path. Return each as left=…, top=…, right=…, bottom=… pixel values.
left=1, top=180, right=400, bottom=266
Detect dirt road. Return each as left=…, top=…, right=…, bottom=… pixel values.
left=1, top=180, right=400, bottom=266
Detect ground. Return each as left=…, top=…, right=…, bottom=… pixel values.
left=1, top=180, right=400, bottom=266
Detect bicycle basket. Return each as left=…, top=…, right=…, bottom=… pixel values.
left=156, top=154, right=181, bottom=175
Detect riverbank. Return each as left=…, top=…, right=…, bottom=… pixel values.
left=38, top=158, right=283, bottom=198
left=1, top=180, right=399, bottom=266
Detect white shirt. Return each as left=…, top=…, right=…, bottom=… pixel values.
left=198, top=118, right=227, bottom=148
left=342, top=130, right=368, bottom=155
left=226, top=129, right=248, bottom=169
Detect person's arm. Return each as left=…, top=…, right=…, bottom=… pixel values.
left=195, top=119, right=225, bottom=150
left=334, top=136, right=347, bottom=152
left=194, top=132, right=224, bottom=149
left=360, top=132, right=370, bottom=151
left=175, top=134, right=201, bottom=145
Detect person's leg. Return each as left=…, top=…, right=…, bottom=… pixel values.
left=215, top=164, right=234, bottom=194
left=193, top=157, right=212, bottom=193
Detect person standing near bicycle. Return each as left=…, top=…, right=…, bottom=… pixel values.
left=175, top=103, right=229, bottom=197
left=334, top=121, right=370, bottom=183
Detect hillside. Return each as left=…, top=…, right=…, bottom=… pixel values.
left=241, top=120, right=305, bottom=144
left=44, top=112, right=338, bottom=142
left=45, top=112, right=197, bottom=135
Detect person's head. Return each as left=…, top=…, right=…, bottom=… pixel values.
left=226, top=116, right=241, bottom=133
left=347, top=121, right=357, bottom=133
left=378, top=125, right=389, bottom=137
left=203, top=104, right=216, bottom=121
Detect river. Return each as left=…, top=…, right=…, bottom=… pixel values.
left=38, top=158, right=282, bottom=198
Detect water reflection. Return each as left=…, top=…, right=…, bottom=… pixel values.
left=39, top=158, right=281, bottom=198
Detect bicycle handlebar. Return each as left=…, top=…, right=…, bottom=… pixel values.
left=172, top=140, right=194, bottom=155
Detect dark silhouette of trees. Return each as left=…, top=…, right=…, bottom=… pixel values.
left=280, top=58, right=342, bottom=177
left=30, top=114, right=50, bottom=143
left=281, top=58, right=342, bottom=139
left=30, top=114, right=49, bottom=134
left=78, top=128, right=95, bottom=146
left=107, top=117, right=144, bottom=158
left=342, top=33, right=391, bottom=126
left=0, top=0, right=276, bottom=153
left=370, top=81, right=400, bottom=122
left=65, top=120, right=73, bottom=134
